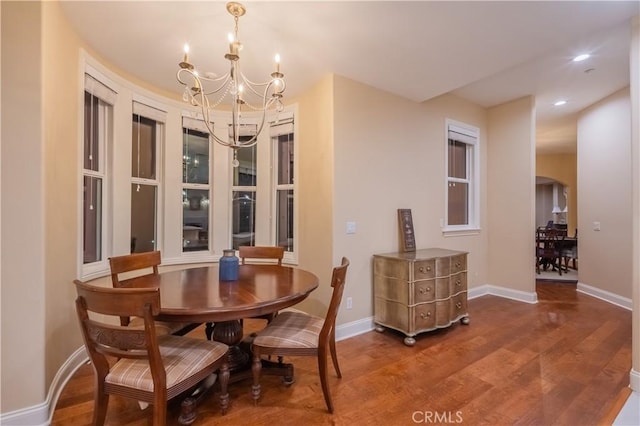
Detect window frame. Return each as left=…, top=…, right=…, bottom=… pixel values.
left=130, top=102, right=165, bottom=253
left=79, top=72, right=115, bottom=279
left=181, top=118, right=213, bottom=255
left=444, top=119, right=480, bottom=235
left=270, top=112, right=297, bottom=263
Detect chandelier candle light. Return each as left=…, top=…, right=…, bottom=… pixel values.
left=177, top=2, right=286, bottom=167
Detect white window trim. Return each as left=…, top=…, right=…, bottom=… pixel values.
left=443, top=119, right=480, bottom=236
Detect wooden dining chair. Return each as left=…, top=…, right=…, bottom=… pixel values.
left=238, top=245, right=285, bottom=265
left=536, top=228, right=564, bottom=275
left=238, top=245, right=285, bottom=324
left=250, top=257, right=350, bottom=413
left=73, top=280, right=230, bottom=426
left=109, top=251, right=199, bottom=336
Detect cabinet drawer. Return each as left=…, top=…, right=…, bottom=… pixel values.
left=414, top=260, right=435, bottom=280
left=374, top=257, right=410, bottom=281
left=435, top=300, right=450, bottom=327
left=413, top=303, right=436, bottom=330
left=450, top=254, right=467, bottom=274
left=414, top=280, right=435, bottom=303
left=374, top=275, right=409, bottom=303
left=449, top=272, right=467, bottom=295
left=375, top=298, right=409, bottom=331
left=435, top=256, right=450, bottom=277
left=450, top=292, right=468, bottom=319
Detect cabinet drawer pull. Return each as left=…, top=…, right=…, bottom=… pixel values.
left=456, top=302, right=462, bottom=309
left=455, top=262, right=461, bottom=268
left=420, top=311, right=431, bottom=318
left=419, top=286, right=431, bottom=294
left=418, top=266, right=432, bottom=273
left=456, top=279, right=461, bottom=286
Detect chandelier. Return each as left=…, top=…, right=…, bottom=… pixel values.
left=177, top=2, right=286, bottom=165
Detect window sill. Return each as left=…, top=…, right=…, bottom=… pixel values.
left=442, top=227, right=481, bottom=237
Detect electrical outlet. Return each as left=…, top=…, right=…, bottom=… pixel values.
left=346, top=297, right=353, bottom=309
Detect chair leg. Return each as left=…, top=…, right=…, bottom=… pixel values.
left=152, top=393, right=167, bottom=426
left=317, top=346, right=334, bottom=413
left=251, top=352, right=262, bottom=405
left=329, top=330, right=342, bottom=378
left=92, top=387, right=109, bottom=426
left=219, top=363, right=230, bottom=415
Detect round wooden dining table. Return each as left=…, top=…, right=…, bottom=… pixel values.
left=121, top=264, right=319, bottom=374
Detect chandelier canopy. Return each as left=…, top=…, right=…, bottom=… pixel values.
left=177, top=2, right=286, bottom=162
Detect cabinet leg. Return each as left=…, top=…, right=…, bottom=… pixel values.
left=375, top=325, right=385, bottom=333
left=403, top=336, right=416, bottom=346
left=461, top=316, right=470, bottom=325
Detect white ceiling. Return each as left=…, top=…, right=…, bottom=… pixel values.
left=59, top=1, right=639, bottom=154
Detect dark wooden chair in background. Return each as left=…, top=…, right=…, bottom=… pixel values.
left=250, top=257, right=350, bottom=413
left=536, top=228, right=564, bottom=275
left=109, top=251, right=199, bottom=336
left=73, top=280, right=230, bottom=425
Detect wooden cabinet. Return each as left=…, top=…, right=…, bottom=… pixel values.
left=373, top=248, right=469, bottom=346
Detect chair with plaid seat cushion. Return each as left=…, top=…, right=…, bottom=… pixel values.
left=250, top=257, right=349, bottom=413
left=109, top=251, right=200, bottom=336
left=74, top=280, right=230, bottom=425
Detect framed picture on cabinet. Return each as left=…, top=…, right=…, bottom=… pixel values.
left=398, top=209, right=416, bottom=252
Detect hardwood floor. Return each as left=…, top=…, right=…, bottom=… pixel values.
left=52, top=281, right=632, bottom=425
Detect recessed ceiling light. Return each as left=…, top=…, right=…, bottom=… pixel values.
left=573, top=54, right=590, bottom=62
left=554, top=100, right=568, bottom=106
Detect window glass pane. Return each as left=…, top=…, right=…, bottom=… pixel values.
left=448, top=182, right=468, bottom=225
left=183, top=188, right=209, bottom=252
left=84, top=92, right=99, bottom=171
left=183, top=128, right=209, bottom=184
left=131, top=184, right=157, bottom=253
left=233, top=142, right=256, bottom=186
left=132, top=114, right=156, bottom=180
left=83, top=176, right=102, bottom=263
left=232, top=190, right=256, bottom=249
left=276, top=189, right=294, bottom=251
left=448, top=140, right=467, bottom=179
left=277, top=134, right=294, bottom=185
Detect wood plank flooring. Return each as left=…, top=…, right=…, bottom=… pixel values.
left=52, top=281, right=632, bottom=425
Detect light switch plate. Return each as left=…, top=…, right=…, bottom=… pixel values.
left=346, top=221, right=357, bottom=234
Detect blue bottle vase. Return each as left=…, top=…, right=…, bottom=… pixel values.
left=219, top=249, right=239, bottom=281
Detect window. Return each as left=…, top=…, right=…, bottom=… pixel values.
left=131, top=102, right=165, bottom=253
left=182, top=117, right=211, bottom=252
left=231, top=127, right=258, bottom=249
left=82, top=74, right=115, bottom=274
left=272, top=119, right=295, bottom=252
left=445, top=120, right=479, bottom=232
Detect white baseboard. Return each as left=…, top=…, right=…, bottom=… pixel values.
left=576, top=282, right=632, bottom=310
left=336, top=316, right=375, bottom=341
left=0, top=347, right=88, bottom=426
left=468, top=284, right=538, bottom=304
left=631, top=368, right=640, bottom=392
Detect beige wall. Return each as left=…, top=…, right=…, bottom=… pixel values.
left=331, top=77, right=491, bottom=323
left=487, top=97, right=536, bottom=293
left=578, top=88, right=632, bottom=299
left=1, top=1, right=47, bottom=411
left=536, top=153, right=578, bottom=234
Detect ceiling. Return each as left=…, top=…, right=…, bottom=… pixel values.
left=59, top=1, right=639, bottom=154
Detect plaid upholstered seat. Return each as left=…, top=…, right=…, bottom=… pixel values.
left=252, top=311, right=323, bottom=349
left=251, top=257, right=350, bottom=414
left=106, top=335, right=228, bottom=392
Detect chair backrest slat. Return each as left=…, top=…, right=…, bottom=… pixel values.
left=109, top=251, right=161, bottom=288
left=238, top=246, right=285, bottom=265
left=320, top=257, right=350, bottom=341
